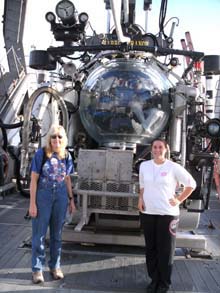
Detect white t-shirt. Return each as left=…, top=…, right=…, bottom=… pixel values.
left=139, top=159, right=197, bottom=216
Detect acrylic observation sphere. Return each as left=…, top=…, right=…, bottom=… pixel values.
left=79, top=59, right=173, bottom=146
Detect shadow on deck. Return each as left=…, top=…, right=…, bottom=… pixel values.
left=0, top=191, right=220, bottom=293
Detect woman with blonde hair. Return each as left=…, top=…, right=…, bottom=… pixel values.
left=29, top=124, right=75, bottom=284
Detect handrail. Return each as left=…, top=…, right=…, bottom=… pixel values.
left=0, top=45, right=25, bottom=99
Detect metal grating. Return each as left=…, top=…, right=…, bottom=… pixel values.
left=79, top=180, right=131, bottom=193
left=88, top=195, right=102, bottom=208
left=106, top=197, right=119, bottom=210
left=78, top=195, right=138, bottom=211
left=132, top=197, right=138, bottom=208
left=77, top=173, right=138, bottom=212
left=79, top=181, right=103, bottom=191
left=118, top=197, right=130, bottom=211
left=107, top=182, right=130, bottom=192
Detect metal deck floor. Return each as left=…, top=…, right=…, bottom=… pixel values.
left=0, top=191, right=220, bottom=293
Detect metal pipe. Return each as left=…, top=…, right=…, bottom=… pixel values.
left=169, top=117, right=182, bottom=153
left=145, top=10, right=149, bottom=33
left=109, top=0, right=130, bottom=43
left=205, top=75, right=215, bottom=119
left=181, top=109, right=187, bottom=166
left=75, top=189, right=138, bottom=197
left=215, top=76, right=220, bottom=118
left=122, top=0, right=129, bottom=24
left=106, top=9, right=111, bottom=33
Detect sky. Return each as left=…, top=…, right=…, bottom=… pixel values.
left=22, top=0, right=220, bottom=55
left=1, top=0, right=220, bottom=69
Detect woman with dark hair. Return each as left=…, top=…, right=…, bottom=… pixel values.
left=29, top=124, right=75, bottom=284
left=138, top=139, right=196, bottom=293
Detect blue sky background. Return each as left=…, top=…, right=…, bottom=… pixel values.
left=1, top=0, right=220, bottom=68
left=22, top=0, right=220, bottom=56
left=147, top=0, right=220, bottom=54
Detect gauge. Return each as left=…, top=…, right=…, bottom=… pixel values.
left=206, top=119, right=220, bottom=137
left=45, top=12, right=56, bottom=23
left=63, top=62, right=76, bottom=76
left=55, top=0, right=75, bottom=21
left=78, top=12, right=89, bottom=24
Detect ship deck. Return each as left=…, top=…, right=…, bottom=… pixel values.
left=0, top=190, right=220, bottom=293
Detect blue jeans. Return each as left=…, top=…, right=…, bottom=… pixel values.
left=32, top=182, right=68, bottom=272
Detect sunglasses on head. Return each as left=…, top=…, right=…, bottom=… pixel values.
left=51, top=134, right=63, bottom=139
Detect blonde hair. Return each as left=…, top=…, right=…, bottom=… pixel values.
left=45, top=124, right=68, bottom=159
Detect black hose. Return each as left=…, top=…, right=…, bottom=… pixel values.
left=0, top=119, right=23, bottom=150
left=0, top=121, right=23, bottom=129
left=159, top=0, right=168, bottom=39
left=15, top=159, right=30, bottom=198
left=7, top=146, right=30, bottom=198
left=0, top=119, right=29, bottom=197
left=0, top=118, right=8, bottom=151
